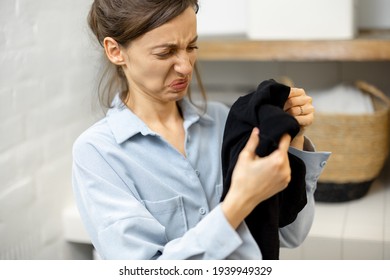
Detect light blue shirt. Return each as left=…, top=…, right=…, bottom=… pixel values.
left=72, top=96, right=330, bottom=260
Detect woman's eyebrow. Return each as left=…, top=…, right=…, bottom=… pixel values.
left=189, top=35, right=198, bottom=44
left=152, top=35, right=198, bottom=49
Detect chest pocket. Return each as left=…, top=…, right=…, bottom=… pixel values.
left=142, top=196, right=188, bottom=241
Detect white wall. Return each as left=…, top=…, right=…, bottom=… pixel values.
left=358, top=0, right=390, bottom=29
left=0, top=0, right=100, bottom=259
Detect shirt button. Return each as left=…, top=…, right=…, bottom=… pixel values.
left=199, top=208, right=206, bottom=215
left=195, top=170, right=200, bottom=177
left=320, top=161, right=327, bottom=168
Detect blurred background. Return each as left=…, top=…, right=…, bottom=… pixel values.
left=0, top=0, right=389, bottom=259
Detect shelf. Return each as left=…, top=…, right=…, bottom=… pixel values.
left=197, top=30, right=390, bottom=62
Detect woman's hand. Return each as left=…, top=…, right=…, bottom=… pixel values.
left=283, top=87, right=314, bottom=149
left=221, top=128, right=292, bottom=229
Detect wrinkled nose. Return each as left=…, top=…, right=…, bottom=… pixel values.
left=174, top=52, right=193, bottom=77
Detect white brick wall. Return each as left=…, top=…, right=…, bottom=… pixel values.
left=0, top=0, right=100, bottom=259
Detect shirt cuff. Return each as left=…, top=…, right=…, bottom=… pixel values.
left=289, top=144, right=331, bottom=192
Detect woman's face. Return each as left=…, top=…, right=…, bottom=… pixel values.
left=121, top=7, right=198, bottom=105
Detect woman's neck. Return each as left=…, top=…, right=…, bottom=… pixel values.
left=125, top=94, right=182, bottom=125
left=125, top=94, right=186, bottom=156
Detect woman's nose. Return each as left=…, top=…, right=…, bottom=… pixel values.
left=174, top=52, right=193, bottom=76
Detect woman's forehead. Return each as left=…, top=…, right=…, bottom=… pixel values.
left=134, top=7, right=197, bottom=48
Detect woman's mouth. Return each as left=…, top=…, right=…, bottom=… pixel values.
left=170, top=78, right=189, bottom=92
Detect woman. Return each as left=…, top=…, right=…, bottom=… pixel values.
left=72, top=0, right=330, bottom=260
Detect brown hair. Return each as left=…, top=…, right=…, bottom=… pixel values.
left=88, top=0, right=206, bottom=109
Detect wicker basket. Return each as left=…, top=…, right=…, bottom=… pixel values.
left=304, top=81, right=390, bottom=202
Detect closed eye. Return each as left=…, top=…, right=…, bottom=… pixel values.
left=153, top=36, right=198, bottom=59
left=187, top=45, right=199, bottom=52
left=154, top=46, right=198, bottom=59
left=155, top=48, right=177, bottom=59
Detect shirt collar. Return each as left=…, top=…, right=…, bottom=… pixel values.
left=107, top=95, right=214, bottom=144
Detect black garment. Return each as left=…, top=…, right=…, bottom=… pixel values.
left=221, top=79, right=307, bottom=260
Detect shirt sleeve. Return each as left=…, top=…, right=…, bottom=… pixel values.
left=72, top=138, right=258, bottom=260
left=280, top=137, right=331, bottom=247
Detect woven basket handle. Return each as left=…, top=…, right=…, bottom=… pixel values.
left=278, top=77, right=390, bottom=107
left=355, top=80, right=390, bottom=107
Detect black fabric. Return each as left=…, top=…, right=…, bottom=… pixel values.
left=221, top=79, right=307, bottom=260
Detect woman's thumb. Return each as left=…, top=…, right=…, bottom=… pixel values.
left=241, top=127, right=260, bottom=158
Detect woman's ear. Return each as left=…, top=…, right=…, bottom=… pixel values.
left=103, top=37, right=125, bottom=65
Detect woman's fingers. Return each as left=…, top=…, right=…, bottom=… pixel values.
left=240, top=127, right=260, bottom=160
left=278, top=134, right=291, bottom=153
left=284, top=87, right=315, bottom=130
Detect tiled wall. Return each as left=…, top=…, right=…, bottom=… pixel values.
left=1, top=0, right=390, bottom=259
left=0, top=0, right=101, bottom=259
